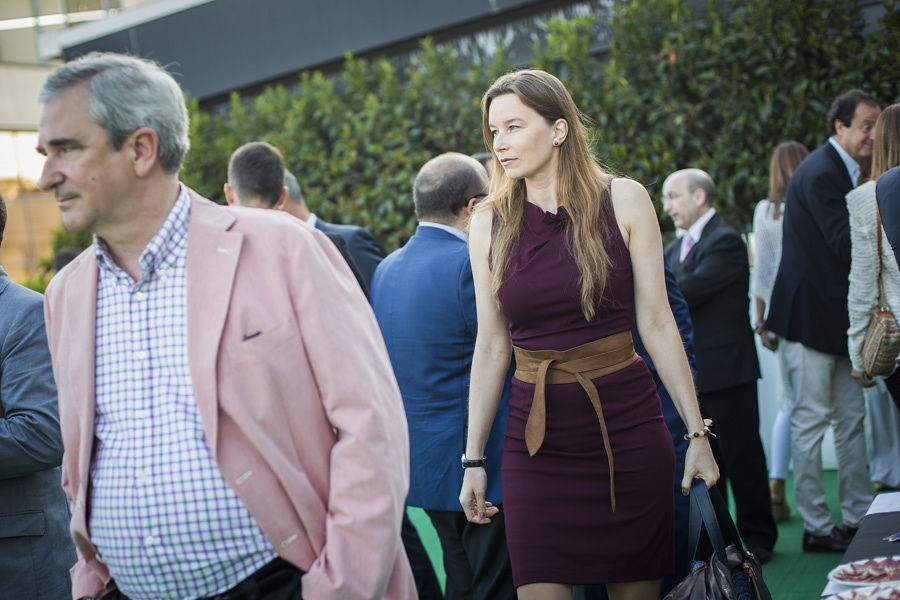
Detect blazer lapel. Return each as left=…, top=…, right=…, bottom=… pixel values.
left=185, top=192, right=242, bottom=454
left=824, top=142, right=854, bottom=190
left=683, top=213, right=720, bottom=267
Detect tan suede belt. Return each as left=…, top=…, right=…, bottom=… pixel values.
left=512, top=330, right=638, bottom=512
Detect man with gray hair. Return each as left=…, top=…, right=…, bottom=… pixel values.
left=37, top=52, right=415, bottom=600
left=372, top=153, right=515, bottom=599
left=662, top=168, right=776, bottom=563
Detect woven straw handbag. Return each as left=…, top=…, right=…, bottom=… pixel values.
left=862, top=208, right=900, bottom=377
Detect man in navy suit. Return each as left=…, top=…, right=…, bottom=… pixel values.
left=223, top=142, right=370, bottom=297
left=372, top=153, right=515, bottom=600
left=280, top=171, right=384, bottom=289
left=768, top=90, right=881, bottom=553
left=663, top=169, right=776, bottom=563
left=0, top=193, right=76, bottom=598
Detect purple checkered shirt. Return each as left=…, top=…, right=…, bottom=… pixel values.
left=89, top=186, right=276, bottom=600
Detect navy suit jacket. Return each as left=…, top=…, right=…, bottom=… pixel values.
left=371, top=225, right=511, bottom=511
left=877, top=166, right=900, bottom=273
left=767, top=142, right=854, bottom=355
left=315, top=218, right=385, bottom=290
left=665, top=213, right=760, bottom=394
left=0, top=267, right=75, bottom=598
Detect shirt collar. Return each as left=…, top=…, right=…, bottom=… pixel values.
left=686, top=207, right=716, bottom=242
left=94, top=183, right=192, bottom=279
left=306, top=213, right=318, bottom=228
left=418, top=221, right=468, bottom=242
left=829, top=137, right=860, bottom=187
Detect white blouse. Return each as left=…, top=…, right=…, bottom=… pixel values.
left=847, top=180, right=900, bottom=372
left=751, top=199, right=783, bottom=313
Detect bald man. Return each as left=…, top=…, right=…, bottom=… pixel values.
left=662, top=168, right=776, bottom=563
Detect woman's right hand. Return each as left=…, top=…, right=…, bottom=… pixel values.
left=459, top=467, right=498, bottom=524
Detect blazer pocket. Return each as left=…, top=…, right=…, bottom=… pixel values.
left=226, top=319, right=298, bottom=365
left=0, top=510, right=45, bottom=538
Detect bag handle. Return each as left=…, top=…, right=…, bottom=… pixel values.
left=687, top=479, right=746, bottom=565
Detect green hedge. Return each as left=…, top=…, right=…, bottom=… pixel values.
left=33, top=0, right=900, bottom=288
left=183, top=0, right=899, bottom=250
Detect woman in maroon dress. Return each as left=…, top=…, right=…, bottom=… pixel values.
left=459, top=70, right=719, bottom=599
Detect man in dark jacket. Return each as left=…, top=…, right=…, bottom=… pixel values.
left=768, top=90, right=880, bottom=553
left=0, top=193, right=76, bottom=598
left=663, top=168, right=776, bottom=563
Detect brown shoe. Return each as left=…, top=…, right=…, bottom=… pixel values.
left=770, top=479, right=791, bottom=522
left=802, top=527, right=849, bottom=553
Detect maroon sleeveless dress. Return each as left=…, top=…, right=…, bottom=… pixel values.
left=497, top=198, right=675, bottom=586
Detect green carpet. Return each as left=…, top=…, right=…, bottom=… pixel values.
left=407, top=470, right=875, bottom=598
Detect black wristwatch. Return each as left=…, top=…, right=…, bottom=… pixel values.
left=461, top=454, right=487, bottom=469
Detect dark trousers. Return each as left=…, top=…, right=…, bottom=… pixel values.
left=402, top=511, right=443, bottom=600
left=883, top=369, right=900, bottom=413
left=100, top=557, right=303, bottom=600
left=700, top=381, right=777, bottom=552
left=425, top=508, right=515, bottom=600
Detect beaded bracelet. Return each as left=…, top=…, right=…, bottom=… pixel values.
left=684, top=419, right=716, bottom=441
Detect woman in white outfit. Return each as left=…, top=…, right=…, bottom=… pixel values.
left=847, top=103, right=900, bottom=491
left=752, top=141, right=809, bottom=520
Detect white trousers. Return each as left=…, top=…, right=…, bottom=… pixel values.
left=782, top=340, right=871, bottom=535
left=865, top=379, right=900, bottom=488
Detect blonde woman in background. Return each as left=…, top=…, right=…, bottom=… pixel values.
left=752, top=141, right=808, bottom=521
left=847, top=103, right=900, bottom=491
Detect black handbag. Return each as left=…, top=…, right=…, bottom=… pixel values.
left=664, top=480, right=772, bottom=600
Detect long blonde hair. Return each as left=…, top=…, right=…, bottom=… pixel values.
left=767, top=141, right=808, bottom=218
left=872, top=104, right=900, bottom=181
left=480, top=69, right=611, bottom=321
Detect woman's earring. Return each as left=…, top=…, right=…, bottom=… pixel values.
left=553, top=140, right=559, bottom=146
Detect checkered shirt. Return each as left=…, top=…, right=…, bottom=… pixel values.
left=89, top=186, right=277, bottom=600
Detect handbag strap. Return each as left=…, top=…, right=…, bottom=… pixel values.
left=877, top=206, right=888, bottom=310
left=687, top=479, right=731, bottom=566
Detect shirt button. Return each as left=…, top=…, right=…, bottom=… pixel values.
left=135, top=409, right=151, bottom=420
left=135, top=350, right=149, bottom=360
left=133, top=290, right=146, bottom=300
left=145, top=534, right=157, bottom=546
left=136, top=470, right=150, bottom=485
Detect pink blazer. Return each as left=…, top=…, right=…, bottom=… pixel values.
left=44, top=191, right=416, bottom=599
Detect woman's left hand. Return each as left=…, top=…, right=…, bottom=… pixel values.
left=681, top=437, right=720, bottom=494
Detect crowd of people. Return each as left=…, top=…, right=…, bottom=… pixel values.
left=1, top=49, right=899, bottom=600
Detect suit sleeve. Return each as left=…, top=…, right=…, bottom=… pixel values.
left=348, top=229, right=386, bottom=290
left=289, top=229, right=410, bottom=599
left=674, top=231, right=748, bottom=308
left=803, top=169, right=852, bottom=265
left=877, top=167, right=900, bottom=272
left=459, top=257, right=478, bottom=337
left=0, top=294, right=64, bottom=479
left=663, top=257, right=697, bottom=376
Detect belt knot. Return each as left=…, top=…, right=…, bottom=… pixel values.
left=513, top=330, right=638, bottom=512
